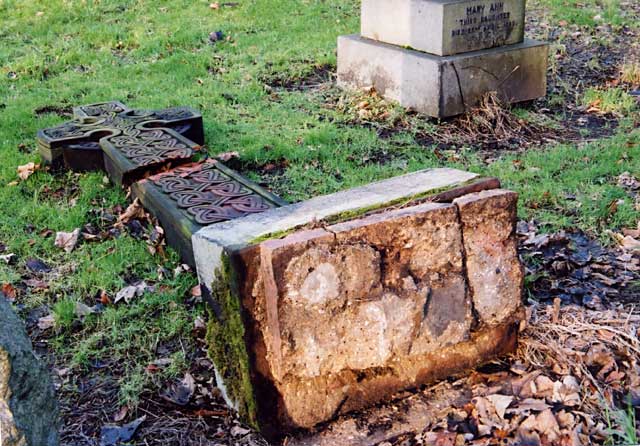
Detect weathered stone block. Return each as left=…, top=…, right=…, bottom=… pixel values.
left=193, top=169, right=486, bottom=293
left=362, top=0, right=526, bottom=56
left=192, top=169, right=523, bottom=437
left=337, top=35, right=548, bottom=118
left=0, top=297, right=59, bottom=446
left=454, top=189, right=524, bottom=324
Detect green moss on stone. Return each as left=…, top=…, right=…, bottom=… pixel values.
left=205, top=254, right=258, bottom=428
left=248, top=179, right=483, bottom=245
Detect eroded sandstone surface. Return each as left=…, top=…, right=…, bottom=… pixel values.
left=214, top=189, right=524, bottom=435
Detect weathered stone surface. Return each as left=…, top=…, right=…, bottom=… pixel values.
left=362, top=0, right=526, bottom=56
left=454, top=189, right=524, bottom=324
left=337, top=35, right=548, bottom=118
left=193, top=167, right=483, bottom=291
left=0, top=297, right=59, bottom=446
left=193, top=169, right=523, bottom=437
left=234, top=202, right=476, bottom=431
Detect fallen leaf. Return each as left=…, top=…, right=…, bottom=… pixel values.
left=552, top=376, right=581, bottom=406
left=114, top=281, right=148, bottom=304
left=99, top=416, right=146, bottom=446
left=54, top=228, right=80, bottom=253
left=506, top=398, right=550, bottom=415
left=215, top=151, right=239, bottom=162
left=98, top=290, right=111, bottom=305
left=1, top=283, right=17, bottom=301
left=535, top=409, right=561, bottom=442
left=17, top=162, right=40, bottom=180
left=75, top=302, right=97, bottom=317
left=230, top=425, right=251, bottom=437
left=113, top=406, right=129, bottom=422
left=194, top=316, right=206, bottom=331
left=116, top=199, right=146, bottom=226
left=0, top=253, right=16, bottom=264
left=23, top=270, right=46, bottom=284
left=37, top=314, right=55, bottom=330
left=160, top=373, right=195, bottom=406
left=26, top=258, right=51, bottom=273
left=486, top=394, right=513, bottom=419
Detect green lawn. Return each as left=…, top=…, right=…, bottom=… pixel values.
left=0, top=0, right=639, bottom=419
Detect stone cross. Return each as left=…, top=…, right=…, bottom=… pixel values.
left=37, top=101, right=204, bottom=185
left=131, top=160, right=287, bottom=265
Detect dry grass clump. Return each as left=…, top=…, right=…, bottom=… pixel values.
left=437, top=91, right=550, bottom=148
left=621, top=62, right=640, bottom=86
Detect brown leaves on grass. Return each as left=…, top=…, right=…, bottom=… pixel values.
left=16, top=162, right=41, bottom=180
left=54, top=229, right=80, bottom=253
left=116, top=198, right=147, bottom=226
left=1, top=283, right=17, bottom=301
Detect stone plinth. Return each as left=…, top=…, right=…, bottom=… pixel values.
left=191, top=169, right=524, bottom=437
left=338, top=35, right=548, bottom=118
left=362, top=0, right=526, bottom=56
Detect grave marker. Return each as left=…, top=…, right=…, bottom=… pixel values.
left=338, top=0, right=549, bottom=117
left=191, top=169, right=525, bottom=436
left=37, top=101, right=204, bottom=184
left=131, top=160, right=286, bottom=266
left=36, top=104, right=526, bottom=439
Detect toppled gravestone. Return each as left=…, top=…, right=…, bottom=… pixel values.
left=192, top=168, right=525, bottom=438
left=0, top=297, right=59, bottom=446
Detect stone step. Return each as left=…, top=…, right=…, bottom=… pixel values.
left=37, top=101, right=204, bottom=181
left=131, top=159, right=287, bottom=266
left=362, top=0, right=526, bottom=56
left=191, top=168, right=524, bottom=437
left=338, top=35, right=548, bottom=118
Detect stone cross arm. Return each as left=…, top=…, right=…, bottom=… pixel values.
left=36, top=101, right=204, bottom=179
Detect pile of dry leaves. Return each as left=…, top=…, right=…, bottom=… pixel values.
left=371, top=304, right=639, bottom=446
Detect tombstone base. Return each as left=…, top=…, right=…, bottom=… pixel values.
left=337, top=35, right=548, bottom=118
left=192, top=169, right=525, bottom=437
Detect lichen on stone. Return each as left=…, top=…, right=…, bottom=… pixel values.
left=205, top=253, right=258, bottom=428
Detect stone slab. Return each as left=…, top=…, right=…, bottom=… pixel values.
left=131, top=159, right=286, bottom=266
left=362, top=0, right=526, bottom=56
left=209, top=192, right=523, bottom=437
left=337, top=35, right=548, bottom=118
left=192, top=169, right=525, bottom=437
left=193, top=167, right=482, bottom=292
left=37, top=101, right=204, bottom=172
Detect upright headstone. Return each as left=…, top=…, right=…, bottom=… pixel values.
left=337, top=0, right=549, bottom=117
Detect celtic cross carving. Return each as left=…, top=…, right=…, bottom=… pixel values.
left=36, top=101, right=204, bottom=185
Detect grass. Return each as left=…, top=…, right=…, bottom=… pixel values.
left=0, top=0, right=639, bottom=427
left=582, top=87, right=638, bottom=115
left=535, top=0, right=627, bottom=28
